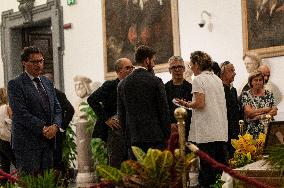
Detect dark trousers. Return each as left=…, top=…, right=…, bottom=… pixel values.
left=14, top=147, right=53, bottom=175
left=54, top=132, right=64, bottom=171
left=0, top=139, right=15, bottom=184
left=107, top=128, right=127, bottom=168
left=198, top=141, right=227, bottom=188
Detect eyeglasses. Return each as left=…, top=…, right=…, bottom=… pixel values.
left=170, top=65, right=185, bottom=70
left=28, top=59, right=44, bottom=65
left=123, top=66, right=135, bottom=71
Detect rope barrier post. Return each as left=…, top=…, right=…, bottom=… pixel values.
left=260, top=114, right=272, bottom=134
left=239, top=120, right=245, bottom=136
left=174, top=107, right=187, bottom=188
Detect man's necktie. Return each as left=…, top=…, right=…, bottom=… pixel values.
left=33, top=77, right=50, bottom=112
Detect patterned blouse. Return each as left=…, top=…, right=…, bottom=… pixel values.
left=241, top=90, right=275, bottom=139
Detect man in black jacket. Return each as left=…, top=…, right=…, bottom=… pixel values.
left=44, top=73, right=75, bottom=172
left=220, top=61, right=240, bottom=159
left=87, top=58, right=133, bottom=168
left=118, top=45, right=171, bottom=154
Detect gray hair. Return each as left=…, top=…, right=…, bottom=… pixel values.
left=168, top=56, right=184, bottom=64
left=114, top=58, right=124, bottom=72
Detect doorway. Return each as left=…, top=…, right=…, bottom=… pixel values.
left=22, top=23, right=54, bottom=74
left=1, top=0, right=64, bottom=90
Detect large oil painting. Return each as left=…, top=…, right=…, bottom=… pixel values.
left=102, top=0, right=180, bottom=79
left=241, top=0, right=284, bottom=58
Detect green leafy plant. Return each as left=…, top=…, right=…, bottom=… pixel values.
left=2, top=182, right=17, bottom=188
left=96, top=146, right=196, bottom=188
left=62, top=122, right=77, bottom=169
left=91, top=138, right=108, bottom=167
left=210, top=174, right=225, bottom=188
left=1, top=169, right=61, bottom=188
left=19, top=170, right=59, bottom=188
left=61, top=121, right=77, bottom=187
left=79, top=101, right=97, bottom=132
left=265, top=144, right=284, bottom=173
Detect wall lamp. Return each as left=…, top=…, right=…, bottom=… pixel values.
left=198, top=10, right=213, bottom=32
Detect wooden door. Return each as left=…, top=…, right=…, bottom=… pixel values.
left=22, top=25, right=53, bottom=74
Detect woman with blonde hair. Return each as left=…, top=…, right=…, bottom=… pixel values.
left=0, top=87, right=15, bottom=183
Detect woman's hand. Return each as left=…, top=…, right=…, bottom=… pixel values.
left=174, top=98, right=189, bottom=108
left=244, top=105, right=277, bottom=119
left=267, top=106, right=278, bottom=117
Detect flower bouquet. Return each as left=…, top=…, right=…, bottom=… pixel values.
left=229, top=133, right=266, bottom=168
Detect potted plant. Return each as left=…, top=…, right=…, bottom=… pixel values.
left=95, top=146, right=196, bottom=188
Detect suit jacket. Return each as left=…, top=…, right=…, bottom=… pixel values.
left=118, top=68, right=170, bottom=144
left=8, top=73, right=62, bottom=151
left=55, top=89, right=74, bottom=130
left=223, top=84, right=241, bottom=139
left=87, top=78, right=119, bottom=141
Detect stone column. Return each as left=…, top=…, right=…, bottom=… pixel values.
left=73, top=75, right=95, bottom=184
left=76, top=120, right=94, bottom=183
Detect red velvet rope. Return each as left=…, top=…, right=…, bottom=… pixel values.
left=195, top=149, right=275, bottom=188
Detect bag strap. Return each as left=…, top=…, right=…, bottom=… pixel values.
left=247, top=90, right=257, bottom=109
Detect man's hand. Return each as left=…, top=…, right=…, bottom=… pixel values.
left=105, top=117, right=120, bottom=130
left=43, top=124, right=58, bottom=139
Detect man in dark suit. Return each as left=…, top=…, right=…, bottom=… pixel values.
left=44, top=73, right=75, bottom=172
left=87, top=58, right=133, bottom=168
left=220, top=61, right=240, bottom=159
left=8, top=46, right=62, bottom=175
left=118, top=45, right=171, bottom=154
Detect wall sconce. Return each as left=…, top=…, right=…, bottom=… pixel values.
left=198, top=10, right=213, bottom=32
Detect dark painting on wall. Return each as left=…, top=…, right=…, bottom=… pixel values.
left=102, top=0, right=180, bottom=79
left=241, top=0, right=284, bottom=58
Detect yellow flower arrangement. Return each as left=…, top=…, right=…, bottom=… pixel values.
left=229, top=133, right=266, bottom=168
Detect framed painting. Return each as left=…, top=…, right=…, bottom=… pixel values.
left=264, top=121, right=284, bottom=152
left=241, top=0, right=284, bottom=58
left=102, top=0, right=180, bottom=79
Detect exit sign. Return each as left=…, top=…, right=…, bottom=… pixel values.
left=67, top=0, right=75, bottom=5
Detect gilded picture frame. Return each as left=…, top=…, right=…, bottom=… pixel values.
left=241, top=0, right=284, bottom=58
left=102, top=0, right=180, bottom=80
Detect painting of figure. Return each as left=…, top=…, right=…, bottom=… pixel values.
left=102, top=0, right=180, bottom=79
left=242, top=0, right=284, bottom=57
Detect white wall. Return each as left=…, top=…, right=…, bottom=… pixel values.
left=1, top=0, right=284, bottom=119
left=62, top=0, right=104, bottom=105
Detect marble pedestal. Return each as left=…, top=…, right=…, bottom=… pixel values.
left=76, top=121, right=94, bottom=184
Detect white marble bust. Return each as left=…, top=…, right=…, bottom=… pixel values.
left=73, top=75, right=93, bottom=123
